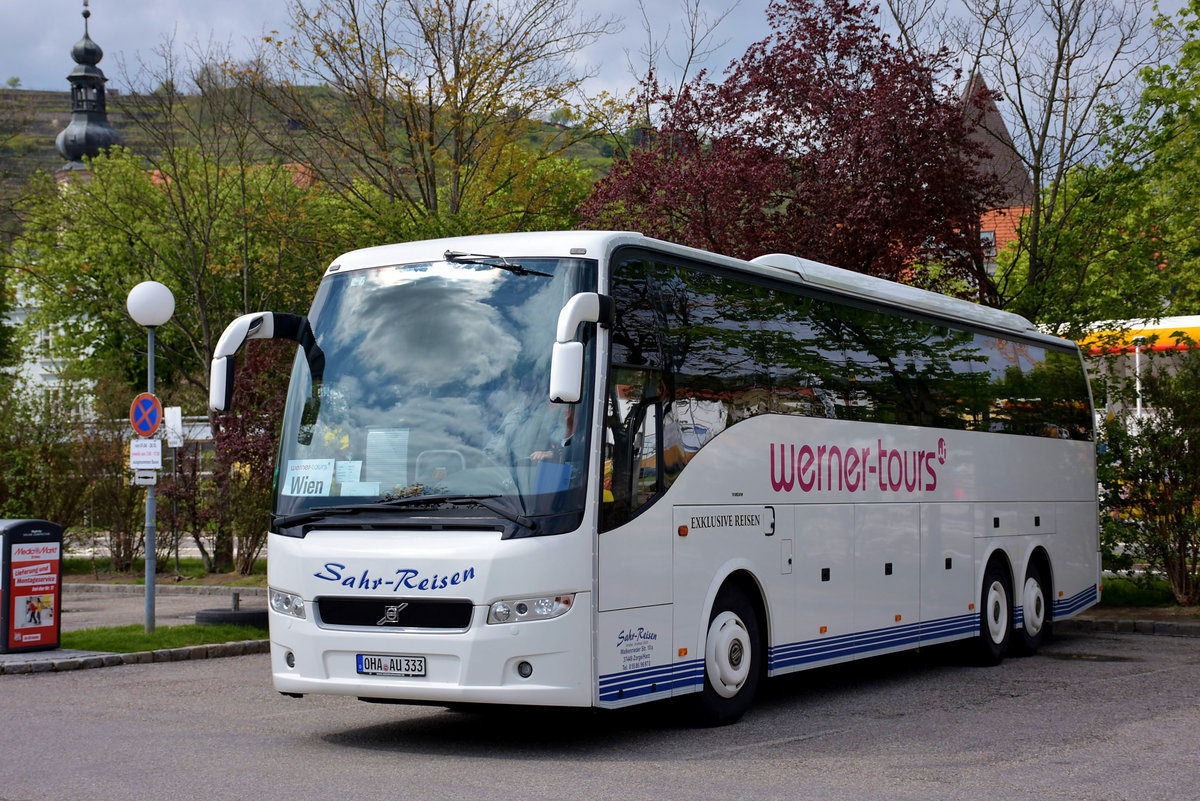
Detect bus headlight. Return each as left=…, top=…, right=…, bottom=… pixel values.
left=487, top=594, right=575, bottom=624
left=269, top=587, right=306, bottom=620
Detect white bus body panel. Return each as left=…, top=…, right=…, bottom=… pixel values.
left=596, top=414, right=1097, bottom=704
left=268, top=527, right=594, bottom=705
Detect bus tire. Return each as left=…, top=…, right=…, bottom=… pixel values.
left=693, top=585, right=760, bottom=726
left=976, top=559, right=1012, bottom=666
left=1014, top=561, right=1048, bottom=655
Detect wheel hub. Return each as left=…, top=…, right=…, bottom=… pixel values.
left=706, top=611, right=751, bottom=699
left=986, top=580, right=1009, bottom=644
left=1023, top=576, right=1045, bottom=637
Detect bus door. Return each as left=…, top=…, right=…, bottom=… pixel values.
left=596, top=368, right=675, bottom=706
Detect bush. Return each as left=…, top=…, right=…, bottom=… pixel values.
left=1098, top=346, right=1200, bottom=605
left=1100, top=576, right=1177, bottom=607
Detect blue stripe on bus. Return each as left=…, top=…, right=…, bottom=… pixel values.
left=1053, top=584, right=1098, bottom=617
left=768, top=613, right=977, bottom=671
left=598, top=659, right=704, bottom=701
left=598, top=587, right=1098, bottom=703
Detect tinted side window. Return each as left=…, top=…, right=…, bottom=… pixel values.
left=608, top=253, right=1095, bottom=493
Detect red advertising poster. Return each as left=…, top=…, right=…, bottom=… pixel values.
left=8, top=540, right=61, bottom=650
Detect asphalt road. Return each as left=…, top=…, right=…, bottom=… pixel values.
left=2, top=629, right=1198, bottom=801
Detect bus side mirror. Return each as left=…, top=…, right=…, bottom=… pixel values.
left=209, top=312, right=325, bottom=412
left=550, top=342, right=585, bottom=403
left=549, top=293, right=611, bottom=403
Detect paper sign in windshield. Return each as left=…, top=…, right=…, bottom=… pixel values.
left=283, top=459, right=335, bottom=496
left=336, top=460, right=363, bottom=483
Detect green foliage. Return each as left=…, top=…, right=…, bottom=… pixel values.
left=10, top=147, right=342, bottom=402
left=252, top=0, right=616, bottom=234
left=1098, top=346, right=1200, bottom=605
left=62, top=623, right=266, bottom=653
left=1099, top=576, right=1178, bottom=608
left=62, top=556, right=267, bottom=582
left=1004, top=164, right=1170, bottom=338
left=0, top=379, right=90, bottom=525
left=998, top=2, right=1200, bottom=329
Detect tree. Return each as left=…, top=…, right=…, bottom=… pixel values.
left=1124, top=0, right=1200, bottom=316
left=1099, top=344, right=1200, bottom=606
left=157, top=441, right=214, bottom=572
left=921, top=0, right=1168, bottom=321
left=9, top=145, right=335, bottom=404
left=245, top=0, right=618, bottom=234
left=7, top=53, right=353, bottom=570
left=0, top=380, right=90, bottom=528
left=76, top=382, right=154, bottom=572
left=983, top=1, right=1200, bottom=334
left=998, top=162, right=1168, bottom=334
left=581, top=0, right=1000, bottom=292
left=211, top=341, right=292, bottom=575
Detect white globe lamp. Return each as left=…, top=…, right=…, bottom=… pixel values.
left=126, top=281, right=175, bottom=327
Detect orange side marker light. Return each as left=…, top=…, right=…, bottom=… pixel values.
left=678, top=525, right=688, bottom=537
left=678, top=648, right=688, bottom=657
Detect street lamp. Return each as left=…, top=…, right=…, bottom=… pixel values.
left=126, top=281, right=174, bottom=633
left=1132, top=335, right=1148, bottom=421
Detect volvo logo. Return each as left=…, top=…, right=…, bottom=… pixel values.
left=377, top=603, right=410, bottom=625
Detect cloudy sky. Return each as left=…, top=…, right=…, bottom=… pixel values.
left=4, top=0, right=779, bottom=96
left=6, top=0, right=1185, bottom=100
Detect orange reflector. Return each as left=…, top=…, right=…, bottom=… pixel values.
left=968, top=603, right=975, bottom=611
left=895, top=614, right=902, bottom=622
left=678, top=525, right=688, bottom=537
left=678, top=648, right=688, bottom=657
left=820, top=626, right=827, bottom=634
left=1059, top=590, right=1064, bottom=597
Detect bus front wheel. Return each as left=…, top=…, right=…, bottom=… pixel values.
left=976, top=559, right=1012, bottom=666
left=694, top=585, right=760, bottom=726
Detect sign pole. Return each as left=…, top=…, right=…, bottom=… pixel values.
left=126, top=280, right=173, bottom=636
left=144, top=325, right=157, bottom=634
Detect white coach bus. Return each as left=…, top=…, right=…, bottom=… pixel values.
left=210, top=231, right=1099, bottom=724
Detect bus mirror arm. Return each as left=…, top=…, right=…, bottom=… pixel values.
left=209, top=312, right=326, bottom=413
left=549, top=293, right=612, bottom=404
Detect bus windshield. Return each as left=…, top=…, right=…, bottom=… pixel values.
left=273, top=256, right=598, bottom=535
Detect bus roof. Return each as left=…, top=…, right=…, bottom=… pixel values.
left=324, top=231, right=1059, bottom=346
left=749, top=253, right=1043, bottom=339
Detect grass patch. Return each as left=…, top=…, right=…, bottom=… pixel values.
left=61, top=624, right=267, bottom=653
left=1100, top=576, right=1177, bottom=607
left=63, top=556, right=267, bottom=586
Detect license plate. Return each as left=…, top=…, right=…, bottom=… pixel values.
left=356, top=654, right=427, bottom=677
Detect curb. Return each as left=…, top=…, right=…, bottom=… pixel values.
left=1054, top=618, right=1200, bottom=638
left=0, top=639, right=270, bottom=676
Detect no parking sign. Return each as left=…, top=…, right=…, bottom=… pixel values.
left=129, top=392, right=162, bottom=438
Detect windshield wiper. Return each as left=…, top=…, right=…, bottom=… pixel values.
left=273, top=493, right=537, bottom=532
left=443, top=250, right=553, bottom=277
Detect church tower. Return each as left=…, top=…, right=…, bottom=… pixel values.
left=55, top=1, right=122, bottom=177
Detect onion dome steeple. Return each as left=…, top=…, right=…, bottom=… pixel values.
left=55, top=1, right=123, bottom=169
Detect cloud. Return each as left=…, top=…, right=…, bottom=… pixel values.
left=6, top=0, right=771, bottom=95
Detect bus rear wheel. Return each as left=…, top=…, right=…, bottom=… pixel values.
left=1014, top=562, right=1049, bottom=655
left=693, top=585, right=760, bottom=726
left=976, top=559, right=1012, bottom=666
